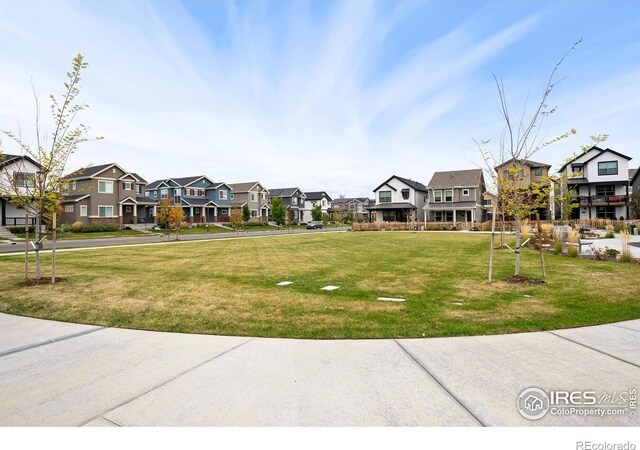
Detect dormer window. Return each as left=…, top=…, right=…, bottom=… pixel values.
left=401, top=189, right=409, bottom=200
left=462, top=189, right=470, bottom=197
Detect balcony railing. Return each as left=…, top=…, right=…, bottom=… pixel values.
left=578, top=195, right=627, bottom=205
left=2, top=216, right=37, bottom=226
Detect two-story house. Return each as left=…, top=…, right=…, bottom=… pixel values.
left=557, top=146, right=632, bottom=220
left=301, top=191, right=332, bottom=223
left=0, top=153, right=41, bottom=227
left=329, top=197, right=375, bottom=222
left=145, top=176, right=232, bottom=224
left=268, top=187, right=306, bottom=224
left=423, top=169, right=486, bottom=224
left=228, top=182, right=270, bottom=222
left=370, top=175, right=428, bottom=223
left=494, top=158, right=553, bottom=219
left=60, top=163, right=156, bottom=226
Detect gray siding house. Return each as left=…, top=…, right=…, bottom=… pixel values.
left=301, top=191, right=332, bottom=223
left=370, top=175, right=428, bottom=222
left=423, top=169, right=486, bottom=224
left=228, top=181, right=270, bottom=222
left=268, top=187, right=306, bottom=224
left=329, top=197, right=374, bottom=222
left=60, top=163, right=156, bottom=226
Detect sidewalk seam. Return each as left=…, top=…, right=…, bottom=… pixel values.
left=0, top=327, right=105, bottom=358
left=547, top=331, right=639, bottom=368
left=394, top=340, right=485, bottom=427
left=612, top=325, right=640, bottom=333
left=77, top=338, right=255, bottom=426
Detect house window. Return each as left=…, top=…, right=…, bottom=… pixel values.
left=503, top=169, right=522, bottom=180
left=123, top=182, right=133, bottom=190
left=174, top=192, right=181, bottom=204
left=444, top=190, right=453, bottom=202
left=462, top=189, right=470, bottom=197
left=124, top=206, right=132, bottom=213
left=98, top=180, right=114, bottom=193
left=80, top=205, right=87, bottom=217
left=135, top=185, right=142, bottom=194
left=534, top=167, right=543, bottom=176
left=251, top=210, right=258, bottom=217
left=198, top=189, right=205, bottom=196
left=596, top=206, right=616, bottom=219
left=230, top=193, right=234, bottom=200
left=322, top=199, right=326, bottom=207
left=598, top=161, right=618, bottom=176
left=160, top=189, right=168, bottom=199
left=71, top=181, right=76, bottom=191
left=251, top=193, right=256, bottom=202
left=382, top=210, right=395, bottom=222
left=379, top=191, right=391, bottom=203
left=219, top=190, right=228, bottom=200
left=292, top=197, right=298, bottom=205
left=220, top=209, right=228, bottom=215
left=14, top=172, right=35, bottom=187
left=62, top=185, right=70, bottom=195
left=401, top=189, right=410, bottom=200
left=262, top=193, right=266, bottom=200
left=571, top=164, right=582, bottom=174
left=98, top=206, right=114, bottom=217
left=434, top=191, right=442, bottom=202
left=194, top=208, right=200, bottom=214
left=153, top=192, right=158, bottom=198
left=595, top=185, right=615, bottom=196
left=65, top=205, right=74, bottom=213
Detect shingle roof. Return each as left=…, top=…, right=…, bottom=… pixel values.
left=268, top=187, right=302, bottom=198
left=0, top=153, right=42, bottom=170
left=332, top=197, right=373, bottom=205
left=131, top=173, right=147, bottom=183
left=304, top=191, right=333, bottom=202
left=135, top=196, right=157, bottom=204
left=171, top=176, right=206, bottom=186
left=228, top=182, right=261, bottom=192
left=146, top=180, right=163, bottom=189
left=495, top=158, right=551, bottom=170
left=629, top=168, right=638, bottom=181
left=373, top=175, right=428, bottom=193
left=63, top=163, right=116, bottom=179
left=182, top=197, right=216, bottom=206
left=368, top=202, right=417, bottom=210
left=61, top=194, right=90, bottom=203
left=427, top=169, right=484, bottom=189
left=424, top=201, right=478, bottom=210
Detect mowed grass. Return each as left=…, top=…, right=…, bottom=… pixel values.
left=0, top=232, right=638, bottom=339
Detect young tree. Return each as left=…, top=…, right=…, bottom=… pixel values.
left=311, top=203, right=323, bottom=221
left=287, top=209, right=295, bottom=226
left=476, top=39, right=581, bottom=277
left=156, top=198, right=185, bottom=240
left=322, top=212, right=329, bottom=226
left=242, top=203, right=251, bottom=224
left=271, top=197, right=286, bottom=228
left=0, top=54, right=102, bottom=282
left=629, top=194, right=640, bottom=220
left=229, top=207, right=243, bottom=236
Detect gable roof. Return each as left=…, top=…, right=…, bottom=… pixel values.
left=558, top=146, right=632, bottom=173
left=304, top=191, right=333, bottom=202
left=0, top=153, right=42, bottom=170
left=268, top=187, right=303, bottom=198
left=130, top=173, right=147, bottom=183
left=427, top=169, right=484, bottom=189
left=171, top=175, right=210, bottom=187
left=495, top=158, right=551, bottom=171
left=373, top=175, right=428, bottom=193
left=63, top=163, right=123, bottom=180
left=228, top=181, right=264, bottom=192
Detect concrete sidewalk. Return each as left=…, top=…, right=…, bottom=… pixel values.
left=0, top=313, right=637, bottom=426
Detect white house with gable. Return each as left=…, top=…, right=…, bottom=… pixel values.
left=0, top=153, right=42, bottom=227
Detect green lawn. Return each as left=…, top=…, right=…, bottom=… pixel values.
left=11, top=230, right=157, bottom=240
left=0, top=232, right=638, bottom=339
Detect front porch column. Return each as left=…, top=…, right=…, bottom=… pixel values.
left=214, top=206, right=218, bottom=223
left=153, top=205, right=157, bottom=223
left=453, top=210, right=457, bottom=223
left=133, top=205, right=138, bottom=224
left=190, top=206, right=194, bottom=225
left=472, top=209, right=476, bottom=223
left=118, top=203, right=123, bottom=226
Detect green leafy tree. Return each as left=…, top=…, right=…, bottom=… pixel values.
left=330, top=212, right=338, bottom=223
left=0, top=54, right=102, bottom=282
left=322, top=212, right=329, bottom=226
left=311, top=203, right=323, bottom=221
left=271, top=197, right=286, bottom=228
left=242, top=203, right=251, bottom=224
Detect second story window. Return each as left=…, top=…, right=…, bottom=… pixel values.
left=292, top=197, right=298, bottom=205
left=160, top=188, right=168, bottom=199
left=462, top=189, right=470, bottom=197
left=123, top=182, right=133, bottom=190
left=595, top=185, right=615, bottom=196
left=598, top=161, right=618, bottom=176
left=98, top=180, right=113, bottom=194
left=434, top=191, right=442, bottom=202
left=135, top=185, right=142, bottom=194
left=251, top=193, right=256, bottom=202
left=62, top=184, right=70, bottom=195
left=401, top=189, right=410, bottom=200
left=445, top=190, right=453, bottom=202
left=14, top=172, right=35, bottom=187
left=219, top=190, right=228, bottom=200
left=379, top=191, right=391, bottom=203
left=534, top=167, right=543, bottom=176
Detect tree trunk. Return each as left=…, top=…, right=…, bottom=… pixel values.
left=35, top=212, right=42, bottom=280
left=52, top=212, right=57, bottom=284
left=488, top=206, right=497, bottom=284
left=536, top=213, right=545, bottom=278
left=24, top=213, right=29, bottom=280
left=514, top=216, right=521, bottom=276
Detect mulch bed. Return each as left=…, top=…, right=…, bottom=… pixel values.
left=503, top=275, right=546, bottom=285
left=19, top=277, right=66, bottom=287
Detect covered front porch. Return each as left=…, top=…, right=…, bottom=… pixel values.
left=120, top=197, right=157, bottom=225
left=424, top=202, right=481, bottom=224
left=369, top=202, right=417, bottom=223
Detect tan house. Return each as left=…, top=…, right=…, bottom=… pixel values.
left=228, top=181, right=270, bottom=222
left=494, top=158, right=552, bottom=219
left=60, top=163, right=156, bottom=226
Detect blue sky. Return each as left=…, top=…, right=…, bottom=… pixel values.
left=1, top=0, right=639, bottom=196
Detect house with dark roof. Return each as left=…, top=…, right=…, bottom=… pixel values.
left=495, top=157, right=553, bottom=220
left=370, top=175, right=428, bottom=222
left=557, top=146, right=633, bottom=220
left=301, top=191, right=332, bottom=223
left=0, top=153, right=42, bottom=227
left=145, top=175, right=232, bottom=224
left=60, top=163, right=156, bottom=227
left=423, top=169, right=486, bottom=224
left=267, top=187, right=306, bottom=224
left=228, top=181, right=270, bottom=222
left=328, top=197, right=375, bottom=222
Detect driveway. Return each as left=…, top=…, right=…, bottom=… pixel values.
left=0, top=313, right=637, bottom=426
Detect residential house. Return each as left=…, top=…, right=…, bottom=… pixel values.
left=370, top=175, right=428, bottom=223
left=0, top=153, right=41, bottom=227
left=301, top=191, right=332, bottom=223
left=145, top=176, right=232, bottom=224
left=423, top=169, right=486, bottom=224
left=494, top=158, right=553, bottom=220
left=630, top=168, right=640, bottom=219
left=268, top=187, right=306, bottom=224
left=60, top=163, right=156, bottom=226
left=228, top=182, right=270, bottom=222
left=329, top=197, right=375, bottom=222
left=557, top=146, right=632, bottom=220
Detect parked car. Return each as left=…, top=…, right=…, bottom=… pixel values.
left=306, top=221, right=324, bottom=229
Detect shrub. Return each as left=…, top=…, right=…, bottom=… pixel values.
left=59, top=223, right=72, bottom=233
left=620, top=230, right=633, bottom=263
left=567, top=228, right=580, bottom=257
left=7, top=226, right=35, bottom=234
left=604, top=224, right=615, bottom=238
left=71, top=221, right=84, bottom=232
